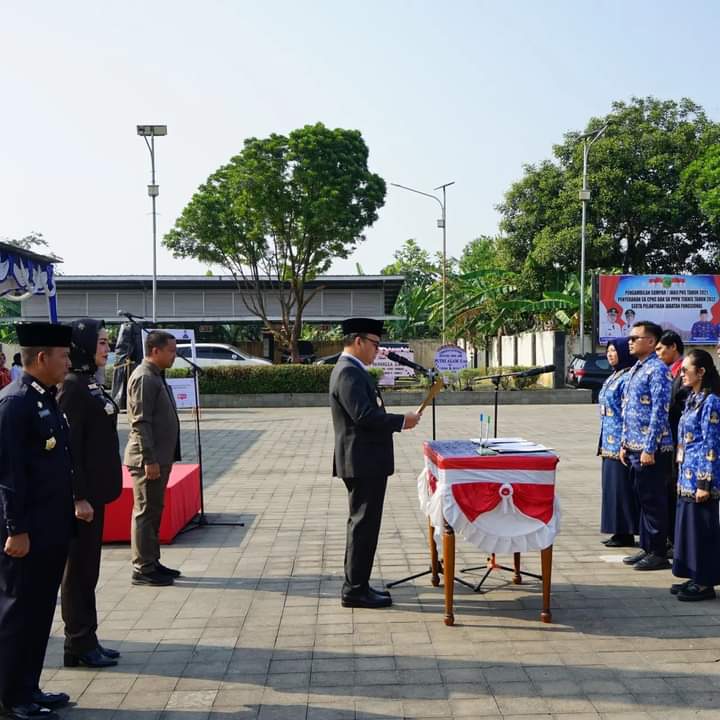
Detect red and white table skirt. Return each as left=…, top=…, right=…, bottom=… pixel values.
left=419, top=440, right=560, bottom=554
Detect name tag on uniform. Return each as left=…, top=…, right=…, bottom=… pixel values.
left=38, top=409, right=51, bottom=418
left=677, top=447, right=684, bottom=464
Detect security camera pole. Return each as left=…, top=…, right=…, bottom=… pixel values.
left=137, top=124, right=167, bottom=323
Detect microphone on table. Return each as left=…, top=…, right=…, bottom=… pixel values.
left=384, top=351, right=431, bottom=377
left=511, top=364, right=556, bottom=378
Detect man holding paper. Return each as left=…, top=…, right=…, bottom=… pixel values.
left=330, top=318, right=421, bottom=609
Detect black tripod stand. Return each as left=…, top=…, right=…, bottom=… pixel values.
left=176, top=356, right=244, bottom=533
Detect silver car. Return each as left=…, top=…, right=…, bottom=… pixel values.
left=176, top=343, right=271, bottom=368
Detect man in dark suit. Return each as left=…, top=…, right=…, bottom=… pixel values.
left=330, top=318, right=421, bottom=609
left=656, top=330, right=689, bottom=552
left=0, top=322, right=75, bottom=720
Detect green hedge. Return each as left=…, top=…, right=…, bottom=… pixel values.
left=166, top=364, right=383, bottom=394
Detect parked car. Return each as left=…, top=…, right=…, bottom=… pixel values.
left=280, top=340, right=316, bottom=364
left=315, top=351, right=341, bottom=365
left=566, top=352, right=612, bottom=400
left=176, top=343, right=271, bottom=368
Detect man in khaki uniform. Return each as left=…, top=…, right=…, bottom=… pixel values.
left=124, top=331, right=181, bottom=586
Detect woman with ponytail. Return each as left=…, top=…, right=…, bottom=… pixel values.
left=598, top=336, right=639, bottom=547
left=672, top=349, right=720, bottom=601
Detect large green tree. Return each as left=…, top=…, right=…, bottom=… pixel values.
left=164, top=123, right=386, bottom=360
left=683, top=143, right=720, bottom=230
left=497, top=97, right=720, bottom=300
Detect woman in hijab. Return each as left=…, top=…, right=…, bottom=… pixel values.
left=58, top=319, right=123, bottom=668
left=599, top=336, right=639, bottom=547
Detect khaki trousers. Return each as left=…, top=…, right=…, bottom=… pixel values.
left=130, top=464, right=171, bottom=573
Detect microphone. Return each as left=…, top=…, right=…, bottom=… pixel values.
left=513, top=364, right=556, bottom=378
left=384, top=351, right=430, bottom=376
left=117, top=309, right=145, bottom=322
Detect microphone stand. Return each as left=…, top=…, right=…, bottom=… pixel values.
left=175, top=355, right=244, bottom=532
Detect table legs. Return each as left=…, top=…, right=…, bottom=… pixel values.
left=513, top=552, right=522, bottom=584
left=540, top=545, right=553, bottom=623
left=429, top=518, right=440, bottom=587
left=442, top=519, right=455, bottom=626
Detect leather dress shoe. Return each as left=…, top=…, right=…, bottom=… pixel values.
left=64, top=647, right=118, bottom=668
left=98, top=644, right=120, bottom=659
left=369, top=585, right=390, bottom=597
left=670, top=579, right=692, bottom=595
left=677, top=583, right=716, bottom=602
left=30, top=691, right=69, bottom=709
left=341, top=589, right=392, bottom=609
left=633, top=553, right=671, bottom=571
left=131, top=570, right=173, bottom=586
left=156, top=563, right=181, bottom=578
left=603, top=534, right=635, bottom=548
left=622, top=550, right=647, bottom=566
left=4, top=703, right=58, bottom=720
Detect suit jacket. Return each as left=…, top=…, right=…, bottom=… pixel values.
left=329, top=355, right=404, bottom=478
left=123, top=360, right=180, bottom=468
left=669, top=370, right=690, bottom=446
left=58, top=372, right=123, bottom=505
left=0, top=373, right=75, bottom=548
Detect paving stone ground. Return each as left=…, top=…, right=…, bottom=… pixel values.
left=42, top=404, right=720, bottom=719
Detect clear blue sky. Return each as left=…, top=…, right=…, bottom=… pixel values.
left=2, top=0, right=718, bottom=277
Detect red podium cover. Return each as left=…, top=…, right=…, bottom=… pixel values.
left=103, top=464, right=201, bottom=544
left=420, top=440, right=560, bottom=554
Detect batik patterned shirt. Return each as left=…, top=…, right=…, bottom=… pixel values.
left=598, top=370, right=629, bottom=459
left=676, top=391, right=720, bottom=499
left=621, top=353, right=673, bottom=454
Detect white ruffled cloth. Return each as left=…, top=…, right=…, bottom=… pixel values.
left=419, top=440, right=561, bottom=554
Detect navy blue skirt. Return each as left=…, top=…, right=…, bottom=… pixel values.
left=673, top=498, right=720, bottom=586
left=601, top=457, right=639, bottom=535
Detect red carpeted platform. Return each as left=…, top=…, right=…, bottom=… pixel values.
left=103, top=464, right=201, bottom=544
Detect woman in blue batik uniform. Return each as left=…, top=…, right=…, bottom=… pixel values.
left=671, top=349, right=720, bottom=601
left=599, top=337, right=638, bottom=547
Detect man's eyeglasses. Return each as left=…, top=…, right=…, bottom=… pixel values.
left=627, top=335, right=651, bottom=342
left=359, top=335, right=380, bottom=349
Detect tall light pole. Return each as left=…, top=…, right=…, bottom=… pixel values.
left=137, top=124, right=167, bottom=323
left=578, top=123, right=607, bottom=355
left=390, top=181, right=455, bottom=343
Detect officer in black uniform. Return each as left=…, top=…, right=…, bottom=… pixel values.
left=329, top=318, right=421, bottom=609
left=0, top=322, right=74, bottom=720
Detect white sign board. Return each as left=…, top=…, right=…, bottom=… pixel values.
left=372, top=345, right=415, bottom=387
left=167, top=377, right=198, bottom=409
left=143, top=328, right=197, bottom=360
left=434, top=344, right=468, bottom=372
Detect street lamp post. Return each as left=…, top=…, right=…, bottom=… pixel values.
left=390, top=181, right=455, bottom=343
left=578, top=124, right=607, bottom=355
left=137, top=124, right=167, bottom=323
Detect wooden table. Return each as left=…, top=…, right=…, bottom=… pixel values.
left=419, top=440, right=559, bottom=625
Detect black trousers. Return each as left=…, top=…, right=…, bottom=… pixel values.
left=342, top=476, right=388, bottom=596
left=628, top=451, right=671, bottom=556
left=0, top=543, right=68, bottom=707
left=61, top=504, right=105, bottom=654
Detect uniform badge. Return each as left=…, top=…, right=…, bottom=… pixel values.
left=607, top=435, right=615, bottom=443
left=707, top=450, right=717, bottom=462
left=606, top=408, right=614, bottom=417
left=685, top=432, right=694, bottom=443
left=104, top=402, right=115, bottom=415
left=640, top=395, right=651, bottom=405
left=641, top=426, right=650, bottom=435
left=45, top=436, right=57, bottom=451
left=711, top=412, right=720, bottom=425
left=685, top=468, right=693, bottom=479
left=31, top=381, right=46, bottom=395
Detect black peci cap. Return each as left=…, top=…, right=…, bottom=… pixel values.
left=16, top=322, right=72, bottom=348
left=341, top=317, right=385, bottom=336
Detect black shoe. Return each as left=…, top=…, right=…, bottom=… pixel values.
left=666, top=545, right=674, bottom=560
left=670, top=580, right=692, bottom=595
left=634, top=553, right=671, bottom=571
left=678, top=583, right=716, bottom=602
left=131, top=570, right=174, bottom=586
left=604, top=534, right=635, bottom=548
left=64, top=648, right=118, bottom=668
left=156, top=563, right=181, bottom=578
left=369, top=585, right=390, bottom=597
left=341, top=590, right=392, bottom=609
left=98, top=644, right=120, bottom=659
left=5, top=703, right=58, bottom=720
left=623, top=550, right=647, bottom=565
left=30, top=692, right=69, bottom=709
